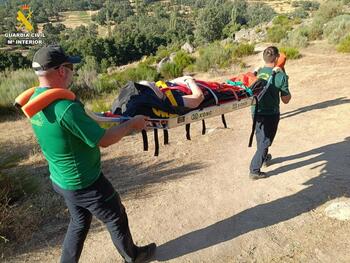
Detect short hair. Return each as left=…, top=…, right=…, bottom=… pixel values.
left=34, top=67, right=57, bottom=77
left=263, top=46, right=279, bottom=63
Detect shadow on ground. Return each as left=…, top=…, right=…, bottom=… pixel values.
left=156, top=137, right=350, bottom=261
left=2, top=149, right=206, bottom=260
left=281, top=97, right=350, bottom=120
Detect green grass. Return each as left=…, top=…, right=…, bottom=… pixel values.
left=0, top=69, right=37, bottom=114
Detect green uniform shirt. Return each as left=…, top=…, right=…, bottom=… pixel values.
left=30, top=87, right=106, bottom=190
left=253, top=67, right=290, bottom=115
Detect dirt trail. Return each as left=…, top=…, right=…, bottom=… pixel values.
left=8, top=41, right=350, bottom=263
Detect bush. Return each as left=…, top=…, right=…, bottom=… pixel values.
left=0, top=69, right=37, bottom=112
left=281, top=27, right=309, bottom=48
left=336, top=35, right=350, bottom=53
left=246, top=3, right=276, bottom=27
left=160, top=62, right=183, bottom=79
left=267, top=15, right=293, bottom=43
left=307, top=18, right=325, bottom=40
left=173, top=51, right=195, bottom=70
left=292, top=7, right=309, bottom=19
left=279, top=47, right=302, bottom=59
left=109, top=64, right=159, bottom=89
left=323, top=15, right=350, bottom=44
left=292, top=1, right=320, bottom=11
left=0, top=51, right=31, bottom=71
left=232, top=43, right=255, bottom=57
left=315, top=0, right=343, bottom=20
left=267, top=26, right=289, bottom=43
left=195, top=42, right=233, bottom=72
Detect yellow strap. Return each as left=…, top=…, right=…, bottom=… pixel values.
left=163, top=90, right=178, bottom=107
left=155, top=80, right=168, bottom=89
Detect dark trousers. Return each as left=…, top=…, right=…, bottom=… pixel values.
left=250, top=114, right=280, bottom=174
left=52, top=174, right=137, bottom=263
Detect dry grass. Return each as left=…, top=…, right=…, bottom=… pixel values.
left=0, top=118, right=66, bottom=258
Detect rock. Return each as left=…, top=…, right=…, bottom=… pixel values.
left=181, top=42, right=195, bottom=53
left=325, top=200, right=350, bottom=220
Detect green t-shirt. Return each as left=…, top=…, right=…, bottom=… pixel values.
left=253, top=67, right=290, bottom=115
left=30, top=87, right=106, bottom=190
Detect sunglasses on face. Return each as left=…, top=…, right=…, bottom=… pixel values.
left=54, top=63, right=73, bottom=71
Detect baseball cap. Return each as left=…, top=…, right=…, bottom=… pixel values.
left=32, top=45, right=81, bottom=71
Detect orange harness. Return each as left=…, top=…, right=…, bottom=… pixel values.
left=14, top=87, right=76, bottom=118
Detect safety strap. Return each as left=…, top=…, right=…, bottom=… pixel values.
left=153, top=125, right=159, bottom=156
left=202, top=120, right=206, bottom=135
left=142, top=130, right=148, bottom=151
left=163, top=129, right=169, bottom=145
left=186, top=123, right=191, bottom=140
left=163, top=89, right=178, bottom=107
left=248, top=96, right=258, bottom=147
left=248, top=72, right=276, bottom=147
left=222, top=114, right=227, bottom=128
left=226, top=80, right=253, bottom=97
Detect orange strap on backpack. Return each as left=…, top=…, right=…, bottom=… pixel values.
left=14, top=87, right=76, bottom=118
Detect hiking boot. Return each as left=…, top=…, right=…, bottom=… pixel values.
left=131, top=243, right=156, bottom=263
left=263, top=154, right=272, bottom=167
left=249, top=171, right=268, bottom=180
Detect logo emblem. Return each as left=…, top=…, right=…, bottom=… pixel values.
left=17, top=4, right=33, bottom=32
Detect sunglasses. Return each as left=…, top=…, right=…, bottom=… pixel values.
left=62, top=63, right=73, bottom=71
left=54, top=63, right=73, bottom=71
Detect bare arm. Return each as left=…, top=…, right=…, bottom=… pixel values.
left=281, top=94, right=291, bottom=104
left=99, top=115, right=148, bottom=148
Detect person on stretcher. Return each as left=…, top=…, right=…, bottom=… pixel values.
left=139, top=76, right=205, bottom=109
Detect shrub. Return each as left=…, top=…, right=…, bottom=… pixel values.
left=0, top=69, right=37, bottom=112
left=273, top=15, right=292, bottom=27
left=281, top=27, right=309, bottom=48
left=267, top=15, right=293, bottom=43
left=307, top=18, right=324, bottom=40
left=109, top=64, right=159, bottom=89
left=267, top=26, right=289, bottom=43
left=323, top=15, right=350, bottom=44
left=292, top=1, right=320, bottom=11
left=160, top=62, right=183, bottom=79
left=0, top=51, right=31, bottom=71
left=279, top=47, right=302, bottom=59
left=292, top=7, right=309, bottom=19
left=246, top=3, right=276, bottom=27
left=336, top=35, right=350, bottom=53
left=232, top=43, right=255, bottom=57
left=316, top=0, right=343, bottom=20
left=195, top=42, right=233, bottom=72
left=173, top=51, right=195, bottom=70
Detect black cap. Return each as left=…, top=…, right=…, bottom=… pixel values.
left=32, top=45, right=81, bottom=71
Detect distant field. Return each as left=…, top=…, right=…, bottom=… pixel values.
left=56, top=10, right=97, bottom=28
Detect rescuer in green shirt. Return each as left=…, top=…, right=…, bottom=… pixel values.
left=29, top=45, right=156, bottom=263
left=249, top=46, right=292, bottom=180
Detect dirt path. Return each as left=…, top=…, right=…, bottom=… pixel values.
left=8, top=41, right=350, bottom=262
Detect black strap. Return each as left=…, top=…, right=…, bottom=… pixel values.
left=249, top=71, right=276, bottom=147
left=163, top=129, right=169, bottom=145
left=142, top=130, right=148, bottom=151
left=153, top=127, right=159, bottom=156
left=186, top=123, right=191, bottom=140
left=202, top=120, right=206, bottom=135
left=248, top=96, right=258, bottom=147
left=221, top=114, right=227, bottom=128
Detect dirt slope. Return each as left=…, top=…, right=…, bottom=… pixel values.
left=7, top=41, right=350, bottom=263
